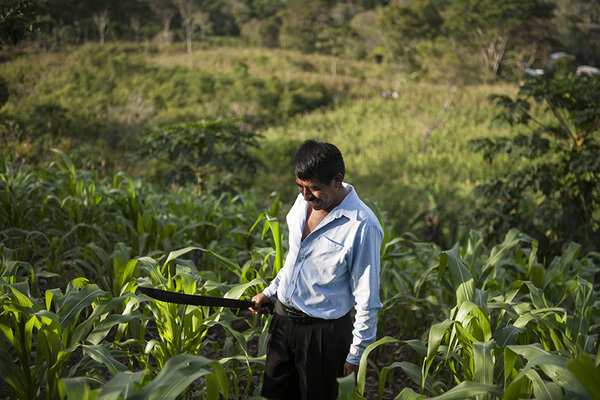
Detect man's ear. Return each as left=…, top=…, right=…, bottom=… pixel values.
left=333, top=173, right=344, bottom=187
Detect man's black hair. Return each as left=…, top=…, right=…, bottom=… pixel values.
left=292, top=140, right=345, bottom=183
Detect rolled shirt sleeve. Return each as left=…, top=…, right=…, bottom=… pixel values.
left=263, top=277, right=279, bottom=302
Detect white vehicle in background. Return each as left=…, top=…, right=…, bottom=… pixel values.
left=523, top=53, right=600, bottom=77
left=547, top=52, right=576, bottom=69
left=577, top=65, right=600, bottom=76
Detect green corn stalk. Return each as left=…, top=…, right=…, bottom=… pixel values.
left=133, top=247, right=267, bottom=377
left=0, top=277, right=132, bottom=399
left=249, top=194, right=284, bottom=278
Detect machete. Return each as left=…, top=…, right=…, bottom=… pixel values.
left=138, top=286, right=274, bottom=313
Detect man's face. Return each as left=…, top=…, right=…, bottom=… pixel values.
left=296, top=174, right=342, bottom=212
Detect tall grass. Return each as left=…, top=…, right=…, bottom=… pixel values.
left=2, top=42, right=521, bottom=245
left=257, top=83, right=519, bottom=241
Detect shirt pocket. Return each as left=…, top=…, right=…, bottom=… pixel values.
left=308, top=236, right=346, bottom=283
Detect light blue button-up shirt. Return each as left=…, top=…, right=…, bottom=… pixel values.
left=263, top=183, right=383, bottom=365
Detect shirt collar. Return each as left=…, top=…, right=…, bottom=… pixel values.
left=327, top=182, right=360, bottom=221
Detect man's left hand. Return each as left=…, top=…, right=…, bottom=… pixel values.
left=343, top=361, right=359, bottom=376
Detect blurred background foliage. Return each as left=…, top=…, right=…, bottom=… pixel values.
left=1, top=0, right=599, bottom=255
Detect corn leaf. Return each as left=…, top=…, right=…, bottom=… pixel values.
left=567, top=354, right=600, bottom=399
left=473, top=340, right=495, bottom=392
left=58, top=377, right=93, bottom=400
left=427, top=381, right=501, bottom=399
left=82, top=344, right=128, bottom=376
left=526, top=369, right=564, bottom=400
left=394, top=387, right=426, bottom=400
left=128, top=354, right=214, bottom=400
left=96, top=371, right=145, bottom=400
left=337, top=373, right=361, bottom=400
left=356, top=336, right=400, bottom=395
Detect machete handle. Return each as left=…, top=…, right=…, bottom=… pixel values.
left=252, top=300, right=275, bottom=314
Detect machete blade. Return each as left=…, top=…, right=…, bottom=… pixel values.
left=138, top=286, right=255, bottom=310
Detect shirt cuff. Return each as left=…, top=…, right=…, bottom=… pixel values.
left=345, top=347, right=362, bottom=365
left=262, top=285, right=278, bottom=302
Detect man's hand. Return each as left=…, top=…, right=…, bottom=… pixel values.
left=343, top=361, right=359, bottom=377
left=250, top=293, right=273, bottom=314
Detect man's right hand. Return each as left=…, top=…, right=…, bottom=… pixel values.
left=250, top=293, right=273, bottom=314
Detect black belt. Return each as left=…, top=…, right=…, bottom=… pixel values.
left=275, top=300, right=342, bottom=325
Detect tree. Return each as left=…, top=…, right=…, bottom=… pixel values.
left=279, top=0, right=334, bottom=53
left=173, top=0, right=206, bottom=55
left=139, top=119, right=262, bottom=193
left=378, top=0, right=443, bottom=57
left=0, top=0, right=38, bottom=47
left=552, top=0, right=600, bottom=66
left=444, top=0, right=555, bottom=75
left=92, top=9, right=109, bottom=45
left=468, top=74, right=600, bottom=255
left=149, top=0, right=175, bottom=43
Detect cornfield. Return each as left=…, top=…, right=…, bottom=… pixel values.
left=1, top=152, right=599, bottom=399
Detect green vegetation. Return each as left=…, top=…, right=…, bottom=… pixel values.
left=340, top=228, right=600, bottom=399
left=470, top=74, right=600, bottom=255
left=1, top=153, right=598, bottom=399
left=0, top=43, right=524, bottom=245
left=1, top=0, right=599, bottom=397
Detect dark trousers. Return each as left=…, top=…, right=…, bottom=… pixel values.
left=261, top=301, right=353, bottom=400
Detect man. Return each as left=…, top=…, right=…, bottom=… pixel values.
left=251, top=140, right=383, bottom=400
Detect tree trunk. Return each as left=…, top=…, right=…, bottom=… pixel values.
left=474, top=28, right=508, bottom=74
left=420, top=87, right=455, bottom=153
left=186, top=29, right=192, bottom=54
left=93, top=10, right=109, bottom=46
left=175, top=1, right=195, bottom=55
left=163, top=15, right=171, bottom=36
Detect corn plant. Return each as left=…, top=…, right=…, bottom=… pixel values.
left=340, top=228, right=600, bottom=399
left=249, top=193, right=284, bottom=278
left=0, top=272, right=134, bottom=399
left=58, top=354, right=231, bottom=400
left=124, top=246, right=270, bottom=397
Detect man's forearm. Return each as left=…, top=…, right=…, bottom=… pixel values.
left=345, top=305, right=379, bottom=365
